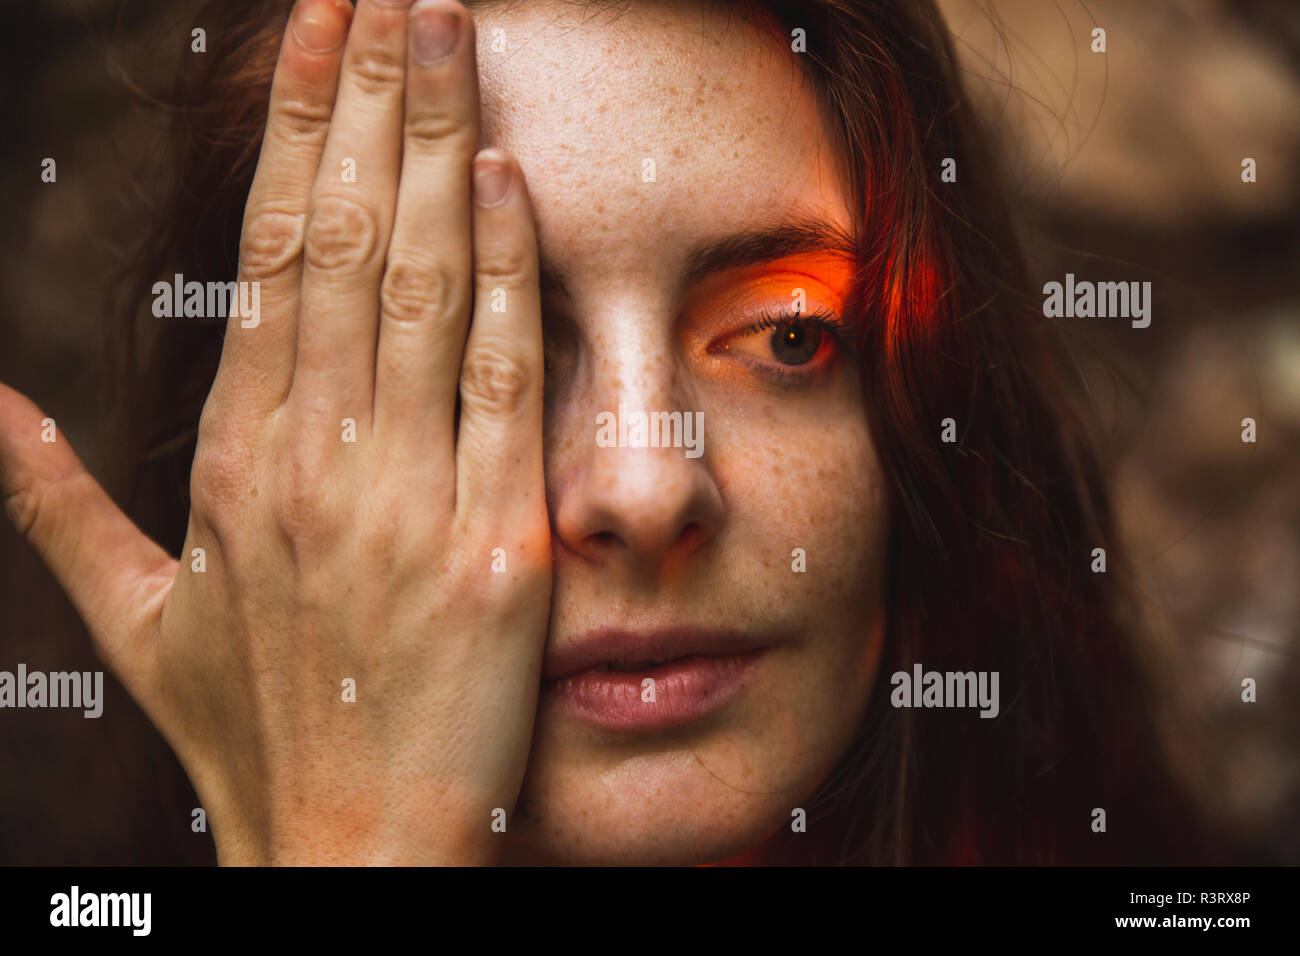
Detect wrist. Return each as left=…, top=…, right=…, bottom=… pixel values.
left=213, top=805, right=503, bottom=866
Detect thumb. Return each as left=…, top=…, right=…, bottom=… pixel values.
left=0, top=382, right=174, bottom=688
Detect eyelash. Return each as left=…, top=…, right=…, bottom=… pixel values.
left=727, top=306, right=858, bottom=381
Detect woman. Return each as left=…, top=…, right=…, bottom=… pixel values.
left=0, top=0, right=1211, bottom=864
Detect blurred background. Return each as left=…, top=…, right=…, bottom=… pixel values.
left=1, top=0, right=1297, bottom=863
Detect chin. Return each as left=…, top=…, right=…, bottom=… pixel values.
left=504, top=748, right=808, bottom=865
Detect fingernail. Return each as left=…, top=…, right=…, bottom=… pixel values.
left=412, top=2, right=462, bottom=64
left=292, top=0, right=350, bottom=54
left=473, top=156, right=512, bottom=207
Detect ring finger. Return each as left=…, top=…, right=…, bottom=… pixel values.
left=373, top=0, right=479, bottom=455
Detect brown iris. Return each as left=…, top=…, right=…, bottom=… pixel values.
left=770, top=319, right=822, bottom=365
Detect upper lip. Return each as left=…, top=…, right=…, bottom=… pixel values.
left=542, top=627, right=771, bottom=681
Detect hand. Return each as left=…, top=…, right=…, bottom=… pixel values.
left=0, top=0, right=550, bottom=864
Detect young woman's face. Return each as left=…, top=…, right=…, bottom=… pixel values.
left=474, top=0, right=890, bottom=864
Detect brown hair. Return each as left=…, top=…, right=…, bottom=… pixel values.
left=114, top=0, right=1214, bottom=864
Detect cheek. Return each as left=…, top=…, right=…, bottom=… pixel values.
left=714, top=389, right=888, bottom=630
left=704, top=389, right=890, bottom=756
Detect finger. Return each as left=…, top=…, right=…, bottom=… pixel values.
left=210, top=0, right=354, bottom=421
left=292, top=0, right=416, bottom=425
left=373, top=0, right=478, bottom=449
left=0, top=384, right=175, bottom=682
left=454, top=151, right=545, bottom=523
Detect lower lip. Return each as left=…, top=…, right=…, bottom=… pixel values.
left=543, top=651, right=765, bottom=732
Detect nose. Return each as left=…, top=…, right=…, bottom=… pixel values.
left=550, top=368, right=723, bottom=585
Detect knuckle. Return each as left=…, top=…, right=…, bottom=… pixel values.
left=239, top=209, right=305, bottom=281
left=304, top=195, right=380, bottom=273
left=476, top=236, right=534, bottom=288
left=189, top=434, right=257, bottom=526
left=380, top=257, right=458, bottom=327
left=272, top=443, right=338, bottom=542
left=3, top=483, right=43, bottom=540
left=347, top=50, right=405, bottom=97
left=269, top=96, right=332, bottom=149
left=459, top=346, right=533, bottom=416
left=404, top=109, right=471, bottom=151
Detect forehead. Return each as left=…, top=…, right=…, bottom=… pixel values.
left=471, top=0, right=853, bottom=299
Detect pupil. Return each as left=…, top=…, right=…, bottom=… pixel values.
left=770, top=320, right=821, bottom=365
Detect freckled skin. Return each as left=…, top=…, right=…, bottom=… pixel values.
left=474, top=0, right=888, bottom=864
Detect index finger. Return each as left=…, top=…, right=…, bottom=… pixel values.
left=207, top=0, right=354, bottom=422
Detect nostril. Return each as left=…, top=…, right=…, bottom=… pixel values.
left=677, top=522, right=703, bottom=551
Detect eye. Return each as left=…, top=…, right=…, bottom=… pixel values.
left=764, top=317, right=823, bottom=365
left=714, top=306, right=852, bottom=371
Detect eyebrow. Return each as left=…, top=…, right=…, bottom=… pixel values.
left=536, top=213, right=858, bottom=301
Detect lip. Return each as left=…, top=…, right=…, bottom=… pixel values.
left=542, top=628, right=770, bottom=732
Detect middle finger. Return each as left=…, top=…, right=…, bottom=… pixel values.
left=292, top=0, right=416, bottom=426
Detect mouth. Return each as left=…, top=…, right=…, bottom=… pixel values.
left=541, top=628, right=771, bottom=732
